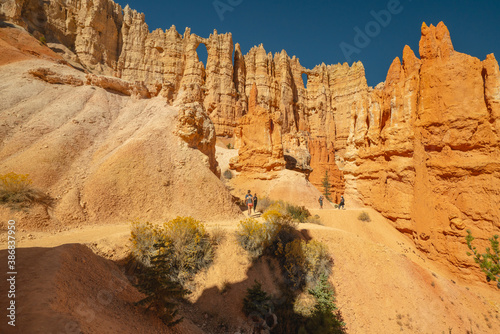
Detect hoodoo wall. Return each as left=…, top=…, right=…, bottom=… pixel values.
left=2, top=0, right=500, bottom=272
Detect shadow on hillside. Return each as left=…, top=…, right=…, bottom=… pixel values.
left=187, top=225, right=346, bottom=334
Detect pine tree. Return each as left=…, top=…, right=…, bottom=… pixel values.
left=321, top=170, right=332, bottom=202
left=242, top=280, right=272, bottom=317
left=135, top=242, right=190, bottom=326
left=466, top=230, right=500, bottom=289
left=305, top=274, right=347, bottom=333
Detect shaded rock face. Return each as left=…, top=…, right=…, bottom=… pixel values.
left=343, top=22, right=500, bottom=274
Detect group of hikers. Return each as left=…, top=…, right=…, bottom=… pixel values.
left=318, top=195, right=344, bottom=209
left=244, top=189, right=344, bottom=215
left=245, top=190, right=258, bottom=215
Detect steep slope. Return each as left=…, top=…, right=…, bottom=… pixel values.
left=3, top=210, right=499, bottom=334
left=0, top=244, right=204, bottom=334
left=0, top=24, right=242, bottom=229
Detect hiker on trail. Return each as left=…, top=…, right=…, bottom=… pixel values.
left=245, top=190, right=254, bottom=216
left=253, top=193, right=258, bottom=213
left=318, top=195, right=324, bottom=209
left=338, top=195, right=345, bottom=210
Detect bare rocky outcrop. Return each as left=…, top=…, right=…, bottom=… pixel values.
left=229, top=84, right=285, bottom=176
left=342, top=22, right=500, bottom=274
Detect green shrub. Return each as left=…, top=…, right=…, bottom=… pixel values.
left=223, top=169, right=233, bottom=179
left=303, top=273, right=347, bottom=333
left=358, top=211, right=371, bottom=222
left=243, top=280, right=273, bottom=317
left=0, top=172, right=53, bottom=210
left=466, top=230, right=500, bottom=288
left=286, top=204, right=311, bottom=223
left=135, top=243, right=190, bottom=326
left=39, top=36, right=47, bottom=45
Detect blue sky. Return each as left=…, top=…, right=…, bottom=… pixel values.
left=116, top=0, right=500, bottom=87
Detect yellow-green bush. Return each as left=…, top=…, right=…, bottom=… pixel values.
left=130, top=220, right=161, bottom=267
left=261, top=208, right=283, bottom=224
left=235, top=218, right=280, bottom=259
left=130, top=217, right=214, bottom=285
left=0, top=172, right=53, bottom=210
left=162, top=217, right=214, bottom=284
left=293, top=291, right=317, bottom=317
left=283, top=239, right=332, bottom=289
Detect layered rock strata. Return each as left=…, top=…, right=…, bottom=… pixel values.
left=343, top=22, right=500, bottom=273
left=229, top=84, right=285, bottom=175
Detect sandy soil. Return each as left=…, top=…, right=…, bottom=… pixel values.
left=1, top=207, right=499, bottom=333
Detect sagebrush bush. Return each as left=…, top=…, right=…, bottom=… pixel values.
left=130, top=217, right=214, bottom=285
left=258, top=196, right=276, bottom=213
left=235, top=218, right=279, bottom=259
left=282, top=239, right=332, bottom=289
left=0, top=172, right=53, bottom=210
left=293, top=291, right=317, bottom=317
left=358, top=211, right=371, bottom=222
left=130, top=220, right=161, bottom=267
left=286, top=203, right=311, bottom=223
left=163, top=217, right=214, bottom=284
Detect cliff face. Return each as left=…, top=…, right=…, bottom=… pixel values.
left=343, top=22, right=500, bottom=273
left=2, top=1, right=500, bottom=272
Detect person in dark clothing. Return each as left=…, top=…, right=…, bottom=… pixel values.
left=245, top=190, right=254, bottom=216
left=338, top=195, right=345, bottom=210
left=318, top=195, right=324, bottom=209
left=253, top=193, right=258, bottom=213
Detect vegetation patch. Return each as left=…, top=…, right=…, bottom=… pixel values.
left=235, top=204, right=345, bottom=333
left=0, top=172, right=53, bottom=210
left=130, top=217, right=219, bottom=326
left=358, top=211, right=371, bottom=222
left=222, top=169, right=233, bottom=179
left=130, top=216, right=215, bottom=285
left=466, top=230, right=500, bottom=288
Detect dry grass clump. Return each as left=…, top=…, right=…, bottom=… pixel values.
left=358, top=211, right=371, bottom=222
left=261, top=199, right=317, bottom=224
left=0, top=172, right=53, bottom=210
